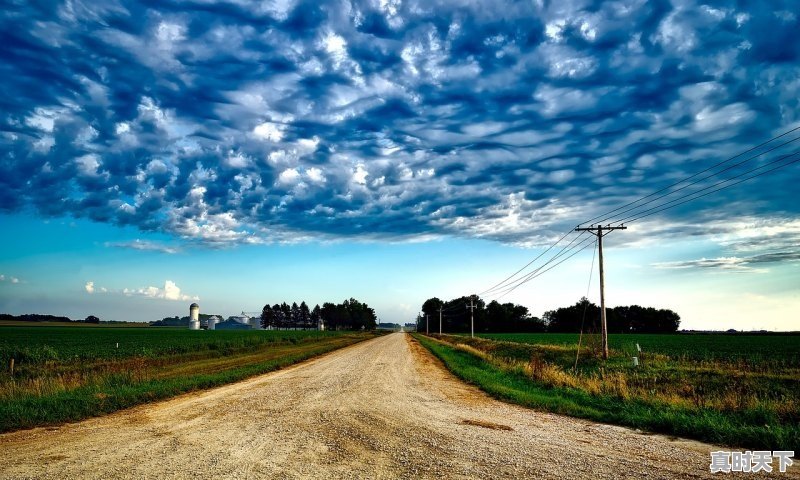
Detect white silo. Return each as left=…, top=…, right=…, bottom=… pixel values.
left=208, top=315, right=218, bottom=330
left=250, top=316, right=262, bottom=330
left=189, top=303, right=200, bottom=330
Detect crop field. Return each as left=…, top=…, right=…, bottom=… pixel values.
left=417, top=332, right=800, bottom=451
left=0, top=326, right=345, bottom=365
left=478, top=332, right=800, bottom=366
left=0, top=325, right=376, bottom=432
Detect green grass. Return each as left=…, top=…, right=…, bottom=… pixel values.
left=478, top=332, right=800, bottom=367
left=0, top=326, right=378, bottom=432
left=414, top=333, right=800, bottom=451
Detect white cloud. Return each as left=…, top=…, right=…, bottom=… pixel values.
left=253, top=121, right=285, bottom=142
left=115, top=122, right=130, bottom=135
left=306, top=167, right=326, bottom=184
left=225, top=151, right=251, bottom=168
left=105, top=239, right=180, bottom=254
left=75, top=154, right=101, bottom=176
left=85, top=281, right=95, bottom=293
left=278, top=167, right=301, bottom=185
left=123, top=280, right=199, bottom=301
left=352, top=164, right=369, bottom=185
left=1, top=274, right=21, bottom=284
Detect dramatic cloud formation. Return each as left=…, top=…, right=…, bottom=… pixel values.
left=2, top=0, right=798, bottom=250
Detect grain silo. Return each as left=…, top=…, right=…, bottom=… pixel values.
left=189, top=303, right=200, bottom=330
left=208, top=315, right=219, bottom=330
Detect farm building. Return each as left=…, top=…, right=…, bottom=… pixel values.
left=214, top=318, right=253, bottom=330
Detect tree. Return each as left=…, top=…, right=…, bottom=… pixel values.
left=320, top=302, right=338, bottom=330
left=272, top=304, right=285, bottom=329
left=543, top=297, right=599, bottom=333
left=290, top=302, right=300, bottom=329
left=261, top=304, right=275, bottom=330
left=281, top=303, right=291, bottom=329
left=299, top=301, right=310, bottom=330
left=85, top=315, right=100, bottom=324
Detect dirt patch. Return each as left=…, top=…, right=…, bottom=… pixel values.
left=460, top=418, right=514, bottom=431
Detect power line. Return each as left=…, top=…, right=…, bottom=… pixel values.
left=492, top=234, right=596, bottom=299
left=486, top=232, right=591, bottom=299
left=622, top=150, right=800, bottom=224
left=580, top=125, right=800, bottom=227
left=478, top=228, right=578, bottom=296
left=595, top=135, right=800, bottom=225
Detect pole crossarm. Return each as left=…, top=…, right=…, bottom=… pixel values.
left=574, top=225, right=628, bottom=232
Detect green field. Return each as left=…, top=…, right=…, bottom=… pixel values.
left=478, top=332, right=800, bottom=366
left=417, top=332, right=800, bottom=451
left=0, top=326, right=377, bottom=432
left=0, top=326, right=346, bottom=365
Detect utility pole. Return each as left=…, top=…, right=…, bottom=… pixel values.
left=438, top=306, right=443, bottom=335
left=466, top=297, right=477, bottom=338
left=574, top=224, right=627, bottom=360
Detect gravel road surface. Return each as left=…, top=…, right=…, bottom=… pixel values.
left=0, top=333, right=793, bottom=479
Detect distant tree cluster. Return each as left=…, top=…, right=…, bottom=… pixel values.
left=0, top=313, right=107, bottom=324
left=261, top=298, right=377, bottom=331
left=1, top=313, right=74, bottom=323
left=417, top=296, right=680, bottom=334
left=417, top=296, right=546, bottom=333
left=544, top=297, right=680, bottom=333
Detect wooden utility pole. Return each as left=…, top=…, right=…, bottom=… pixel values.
left=574, top=224, right=627, bottom=360
left=466, top=297, right=477, bottom=338
left=438, top=306, right=443, bottom=335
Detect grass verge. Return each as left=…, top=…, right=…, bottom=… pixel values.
left=412, top=333, right=799, bottom=452
left=1, top=332, right=375, bottom=433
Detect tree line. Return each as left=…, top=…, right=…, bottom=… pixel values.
left=261, top=298, right=377, bottom=331
left=0, top=313, right=100, bottom=323
left=417, top=296, right=680, bottom=334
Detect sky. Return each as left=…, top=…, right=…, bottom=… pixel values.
left=1, top=0, right=798, bottom=330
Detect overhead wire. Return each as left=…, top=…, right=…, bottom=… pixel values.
left=492, top=233, right=596, bottom=299
left=621, top=150, right=800, bottom=224
left=594, top=135, right=800, bottom=226
left=579, top=125, right=800, bottom=227
left=477, top=228, right=578, bottom=296
left=484, top=231, right=591, bottom=298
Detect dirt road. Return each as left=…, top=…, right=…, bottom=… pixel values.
left=0, top=333, right=789, bottom=479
